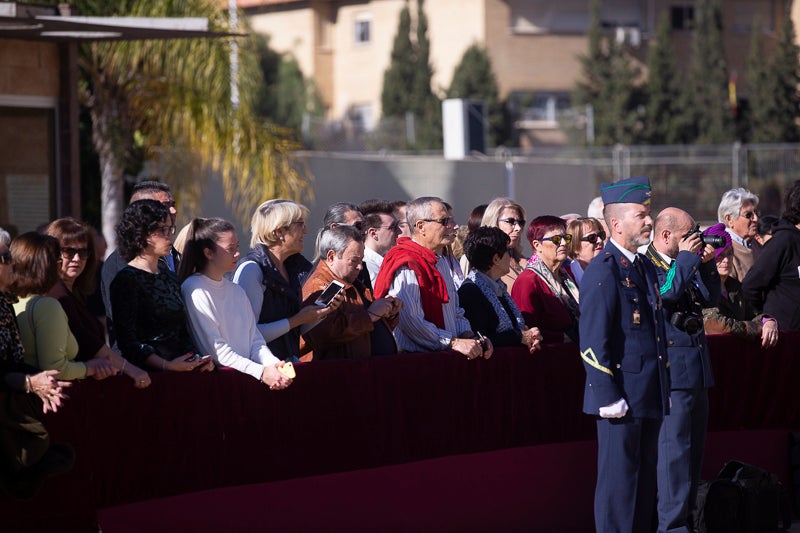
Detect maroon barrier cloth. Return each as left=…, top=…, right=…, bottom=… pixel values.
left=3, top=332, right=800, bottom=530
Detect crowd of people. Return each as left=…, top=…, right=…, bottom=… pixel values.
left=1, top=177, right=799, bottom=528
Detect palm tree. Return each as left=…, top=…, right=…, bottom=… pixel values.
left=44, top=0, right=310, bottom=249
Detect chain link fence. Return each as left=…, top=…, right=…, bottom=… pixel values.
left=301, top=111, right=800, bottom=221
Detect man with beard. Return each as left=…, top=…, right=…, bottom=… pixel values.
left=578, top=176, right=671, bottom=533
left=646, top=207, right=719, bottom=532
left=373, top=197, right=492, bottom=360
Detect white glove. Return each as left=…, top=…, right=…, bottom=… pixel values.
left=599, top=398, right=629, bottom=418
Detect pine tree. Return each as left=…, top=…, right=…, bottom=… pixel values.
left=411, top=0, right=442, bottom=149
left=682, top=0, right=734, bottom=144
left=573, top=0, right=607, bottom=142
left=380, top=0, right=441, bottom=149
left=448, top=44, right=508, bottom=146
left=770, top=12, right=800, bottom=142
left=747, top=17, right=774, bottom=143
left=644, top=14, right=682, bottom=144
left=573, top=0, right=642, bottom=146
left=381, top=4, right=414, bottom=118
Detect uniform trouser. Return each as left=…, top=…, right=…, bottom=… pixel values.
left=657, top=388, right=709, bottom=533
left=0, top=390, right=49, bottom=476
left=596, top=416, right=662, bottom=533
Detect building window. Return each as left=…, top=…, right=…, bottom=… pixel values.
left=510, top=92, right=572, bottom=125
left=671, top=6, right=694, bottom=30
left=354, top=14, right=371, bottom=44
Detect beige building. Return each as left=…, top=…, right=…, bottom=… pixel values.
left=241, top=0, right=793, bottom=146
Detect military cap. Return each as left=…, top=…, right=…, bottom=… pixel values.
left=600, top=176, right=652, bottom=206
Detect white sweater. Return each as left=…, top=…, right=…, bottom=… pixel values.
left=182, top=273, right=280, bottom=381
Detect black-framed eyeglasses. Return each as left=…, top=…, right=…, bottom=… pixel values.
left=741, top=210, right=760, bottom=220
left=498, top=217, right=526, bottom=228
left=580, top=231, right=606, bottom=245
left=541, top=234, right=572, bottom=246
left=60, top=247, right=91, bottom=260
left=155, top=225, right=176, bottom=237
left=0, top=251, right=11, bottom=265
left=422, top=217, right=455, bottom=227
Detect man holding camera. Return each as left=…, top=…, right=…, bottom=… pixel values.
left=645, top=207, right=721, bottom=533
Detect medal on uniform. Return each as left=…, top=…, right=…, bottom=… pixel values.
left=632, top=309, right=641, bottom=325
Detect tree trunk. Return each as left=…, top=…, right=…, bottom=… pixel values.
left=91, top=107, right=124, bottom=255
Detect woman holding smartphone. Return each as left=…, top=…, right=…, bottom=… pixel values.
left=179, top=218, right=293, bottom=390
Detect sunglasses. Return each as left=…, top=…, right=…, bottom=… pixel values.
left=60, top=247, right=91, bottom=260
left=0, top=251, right=11, bottom=265
left=422, top=217, right=455, bottom=227
left=540, top=234, right=572, bottom=246
left=379, top=223, right=400, bottom=232
left=580, top=231, right=607, bottom=245
left=498, top=217, right=526, bottom=228
left=741, top=210, right=760, bottom=220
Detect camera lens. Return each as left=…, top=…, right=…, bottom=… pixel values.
left=701, top=233, right=726, bottom=249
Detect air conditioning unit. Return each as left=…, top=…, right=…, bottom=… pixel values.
left=443, top=99, right=487, bottom=160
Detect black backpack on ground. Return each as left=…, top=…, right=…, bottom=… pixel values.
left=695, top=460, right=791, bottom=533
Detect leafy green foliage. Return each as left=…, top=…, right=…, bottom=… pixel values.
left=447, top=44, right=509, bottom=147
left=644, top=14, right=682, bottom=144
left=380, top=0, right=441, bottom=150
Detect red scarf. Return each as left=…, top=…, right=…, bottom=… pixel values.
left=373, top=237, right=448, bottom=328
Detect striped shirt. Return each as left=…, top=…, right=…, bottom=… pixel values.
left=388, top=255, right=472, bottom=352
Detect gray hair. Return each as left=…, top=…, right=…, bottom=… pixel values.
left=0, top=227, right=10, bottom=247
left=407, top=196, right=444, bottom=233
left=319, top=225, right=363, bottom=259
left=718, top=188, right=759, bottom=223
left=587, top=196, right=604, bottom=219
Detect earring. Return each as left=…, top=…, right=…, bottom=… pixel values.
left=280, top=235, right=285, bottom=242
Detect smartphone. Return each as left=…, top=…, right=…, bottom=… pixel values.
left=315, top=280, right=345, bottom=307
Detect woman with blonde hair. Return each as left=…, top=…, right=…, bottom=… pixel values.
left=233, top=199, right=340, bottom=362
left=479, top=197, right=528, bottom=289
left=565, top=217, right=605, bottom=286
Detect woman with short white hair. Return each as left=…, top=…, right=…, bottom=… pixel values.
left=717, top=188, right=761, bottom=280
left=233, top=199, right=339, bottom=362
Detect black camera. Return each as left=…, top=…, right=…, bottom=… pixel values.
left=670, top=311, right=703, bottom=335
left=683, top=224, right=726, bottom=249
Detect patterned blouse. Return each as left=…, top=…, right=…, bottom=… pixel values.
left=109, top=266, right=195, bottom=367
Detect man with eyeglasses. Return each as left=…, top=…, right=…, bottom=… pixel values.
left=717, top=188, right=761, bottom=281
left=373, top=197, right=492, bottom=360
left=359, top=199, right=401, bottom=289
left=578, top=176, right=670, bottom=533
left=100, top=181, right=180, bottom=345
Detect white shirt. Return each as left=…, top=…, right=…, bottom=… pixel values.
left=388, top=255, right=472, bottom=352
left=232, top=260, right=292, bottom=342
left=182, top=273, right=280, bottom=381
left=363, top=246, right=384, bottom=287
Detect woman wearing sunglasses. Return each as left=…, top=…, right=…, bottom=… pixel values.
left=511, top=215, right=580, bottom=344
left=11, top=232, right=116, bottom=381
left=566, top=217, right=606, bottom=286
left=479, top=198, right=528, bottom=291
left=45, top=218, right=151, bottom=388
left=110, top=200, right=212, bottom=373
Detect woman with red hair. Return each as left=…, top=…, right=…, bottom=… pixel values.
left=511, top=215, right=580, bottom=344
